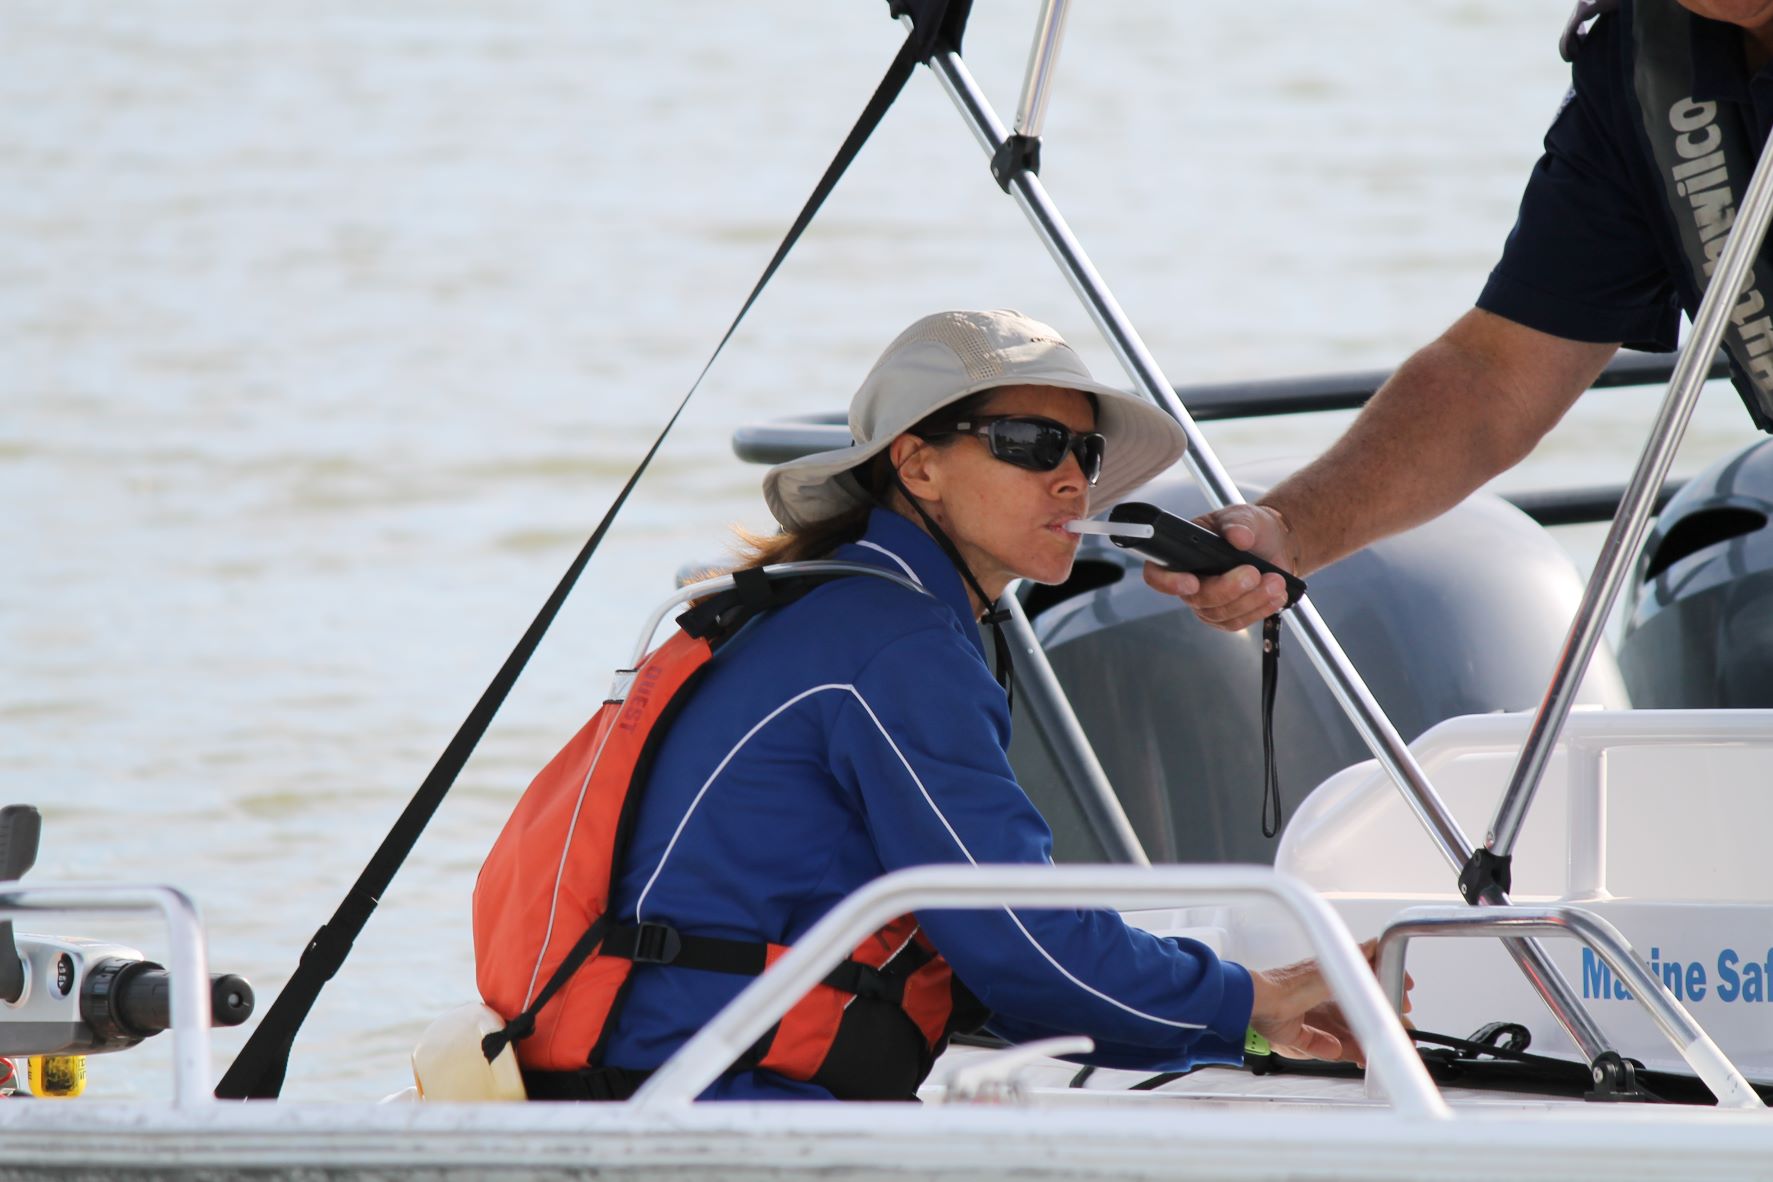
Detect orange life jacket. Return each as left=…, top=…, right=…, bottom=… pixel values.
left=472, top=567, right=982, bottom=1100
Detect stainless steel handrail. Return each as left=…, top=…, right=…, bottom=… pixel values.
left=1375, top=905, right=1763, bottom=1110
left=1489, top=124, right=1773, bottom=859
left=999, top=586, right=1149, bottom=866
left=916, top=33, right=1611, bottom=1062
left=0, top=883, right=213, bottom=1108
left=1012, top=0, right=1072, bottom=140
left=630, top=864, right=1447, bottom=1118
left=921, top=33, right=1467, bottom=888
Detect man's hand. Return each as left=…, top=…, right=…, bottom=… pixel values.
left=1141, top=503, right=1296, bottom=633
left=1144, top=311, right=1619, bottom=635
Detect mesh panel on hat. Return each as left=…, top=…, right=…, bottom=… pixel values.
left=888, top=311, right=1007, bottom=385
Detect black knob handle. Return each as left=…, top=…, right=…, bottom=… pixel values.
left=83, top=959, right=259, bottom=1044
left=209, top=974, right=255, bottom=1027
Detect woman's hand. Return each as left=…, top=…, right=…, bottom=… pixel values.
left=1140, top=503, right=1300, bottom=633
left=1246, top=939, right=1411, bottom=1065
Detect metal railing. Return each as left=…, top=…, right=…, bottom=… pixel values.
left=1010, top=0, right=1070, bottom=140
left=998, top=587, right=1149, bottom=866
left=1375, top=905, right=1763, bottom=1110
left=630, top=864, right=1447, bottom=1119
left=909, top=8, right=1611, bottom=1062
left=1488, top=97, right=1773, bottom=861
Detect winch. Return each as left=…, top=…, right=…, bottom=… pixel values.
left=0, top=805, right=254, bottom=1089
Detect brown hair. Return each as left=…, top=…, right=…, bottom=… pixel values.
left=729, top=390, right=999, bottom=571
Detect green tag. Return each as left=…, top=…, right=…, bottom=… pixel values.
left=1243, top=1027, right=1271, bottom=1057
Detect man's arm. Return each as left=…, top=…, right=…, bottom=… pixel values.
left=1149, top=309, right=1619, bottom=631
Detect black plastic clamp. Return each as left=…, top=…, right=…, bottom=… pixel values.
left=990, top=134, right=1042, bottom=192
left=1585, top=1051, right=1658, bottom=1102
left=1457, top=847, right=1513, bottom=904
left=887, top=0, right=975, bottom=61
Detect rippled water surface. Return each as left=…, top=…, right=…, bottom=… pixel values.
left=2, top=1, right=1755, bottom=1098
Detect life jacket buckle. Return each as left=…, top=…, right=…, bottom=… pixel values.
left=628, top=922, right=683, bottom=965
left=824, top=959, right=905, bottom=1004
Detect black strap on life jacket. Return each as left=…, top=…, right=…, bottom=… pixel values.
left=483, top=916, right=914, bottom=1064
left=674, top=566, right=869, bottom=648
left=601, top=920, right=931, bottom=1007
left=215, top=18, right=956, bottom=1102
left=499, top=926, right=937, bottom=1100
left=516, top=935, right=943, bottom=1103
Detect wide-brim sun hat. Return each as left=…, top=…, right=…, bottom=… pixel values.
left=763, top=309, right=1189, bottom=530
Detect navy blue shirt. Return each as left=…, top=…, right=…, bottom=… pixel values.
left=1478, top=4, right=1773, bottom=351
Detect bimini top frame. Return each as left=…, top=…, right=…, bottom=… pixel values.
left=1488, top=73, right=1773, bottom=860
left=891, top=0, right=1630, bottom=1060
left=889, top=0, right=1772, bottom=1094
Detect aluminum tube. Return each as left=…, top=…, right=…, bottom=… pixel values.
left=1012, top=0, right=1073, bottom=139
left=1376, top=906, right=1762, bottom=1109
left=632, top=864, right=1447, bottom=1119
left=999, top=588, right=1150, bottom=865
left=0, top=883, right=213, bottom=1108
left=1489, top=126, right=1773, bottom=858
left=924, top=44, right=1611, bottom=1064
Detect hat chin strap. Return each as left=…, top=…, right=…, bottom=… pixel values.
left=888, top=473, right=1015, bottom=711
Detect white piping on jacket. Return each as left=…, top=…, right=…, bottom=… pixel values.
left=634, top=683, right=853, bottom=921
left=845, top=688, right=1206, bottom=1032
left=855, top=540, right=923, bottom=585
left=628, top=674, right=1202, bottom=1033
left=522, top=710, right=625, bottom=1010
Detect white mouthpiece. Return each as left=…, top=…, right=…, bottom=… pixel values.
left=1065, top=519, right=1154, bottom=539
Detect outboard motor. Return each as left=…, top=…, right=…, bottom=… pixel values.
left=1618, top=438, right=1773, bottom=706
left=1009, top=464, right=1628, bottom=865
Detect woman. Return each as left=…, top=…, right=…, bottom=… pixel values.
left=477, top=309, right=1372, bottom=1102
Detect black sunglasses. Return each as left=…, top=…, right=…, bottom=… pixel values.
left=922, top=416, right=1106, bottom=485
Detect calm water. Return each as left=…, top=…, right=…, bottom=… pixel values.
left=1, top=1, right=1756, bottom=1099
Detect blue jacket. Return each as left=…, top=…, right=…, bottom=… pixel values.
left=604, top=508, right=1253, bottom=1099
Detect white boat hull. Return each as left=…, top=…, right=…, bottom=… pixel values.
left=6, top=1095, right=1773, bottom=1182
